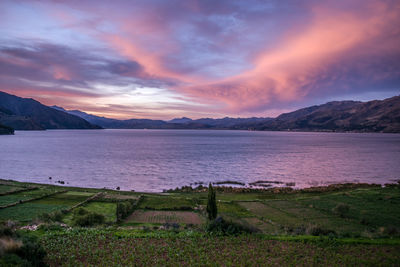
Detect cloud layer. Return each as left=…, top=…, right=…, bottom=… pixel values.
left=0, top=0, right=399, bottom=119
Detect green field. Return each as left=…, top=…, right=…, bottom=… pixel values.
left=39, top=229, right=400, bottom=266
left=0, top=184, right=24, bottom=194
left=0, top=188, right=59, bottom=206
left=138, top=195, right=199, bottom=210
left=63, top=201, right=117, bottom=224
left=0, top=191, right=93, bottom=221
left=1, top=180, right=400, bottom=266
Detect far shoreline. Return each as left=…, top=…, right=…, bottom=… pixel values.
left=1, top=178, right=399, bottom=194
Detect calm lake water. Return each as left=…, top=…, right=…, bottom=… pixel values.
left=1, top=129, right=400, bottom=192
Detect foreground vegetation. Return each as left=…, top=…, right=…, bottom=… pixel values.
left=0, top=179, right=399, bottom=266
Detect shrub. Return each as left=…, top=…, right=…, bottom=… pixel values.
left=206, top=217, right=259, bottom=236
left=307, top=225, right=336, bottom=236
left=206, top=183, right=217, bottom=220
left=0, top=228, right=47, bottom=267
left=16, top=235, right=47, bottom=266
left=116, top=200, right=135, bottom=222
left=72, top=208, right=105, bottom=227
left=332, top=203, right=350, bottom=217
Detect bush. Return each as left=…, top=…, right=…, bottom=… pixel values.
left=116, top=200, right=137, bottom=222
left=72, top=208, right=105, bottom=227
left=307, top=225, right=336, bottom=236
left=0, top=227, right=47, bottom=267
left=332, top=203, right=350, bottom=217
left=206, top=217, right=259, bottom=236
left=16, top=235, right=47, bottom=266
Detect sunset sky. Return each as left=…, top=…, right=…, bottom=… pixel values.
left=0, top=0, right=399, bottom=119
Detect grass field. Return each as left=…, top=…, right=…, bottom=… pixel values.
left=63, top=201, right=117, bottom=224
left=0, top=191, right=93, bottom=222
left=138, top=195, right=199, bottom=210
left=0, top=184, right=24, bottom=194
left=39, top=229, right=400, bottom=266
left=1, top=180, right=400, bottom=266
left=0, top=188, right=58, bottom=206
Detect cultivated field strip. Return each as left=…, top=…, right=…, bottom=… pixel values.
left=125, top=210, right=204, bottom=224
left=0, top=191, right=95, bottom=221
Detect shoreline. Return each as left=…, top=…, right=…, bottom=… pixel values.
left=1, top=178, right=398, bottom=194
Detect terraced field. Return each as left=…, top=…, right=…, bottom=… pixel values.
left=0, top=191, right=94, bottom=221
left=0, top=180, right=400, bottom=266
left=0, top=188, right=58, bottom=207
left=0, top=184, right=25, bottom=194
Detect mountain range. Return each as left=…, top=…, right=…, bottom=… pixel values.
left=235, top=96, right=400, bottom=133
left=0, top=91, right=101, bottom=131
left=51, top=106, right=269, bottom=129
left=0, top=90, right=399, bottom=134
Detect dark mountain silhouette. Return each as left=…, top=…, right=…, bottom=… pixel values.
left=168, top=117, right=193, bottom=124
left=235, top=96, right=400, bottom=133
left=51, top=106, right=270, bottom=129
left=0, top=91, right=101, bottom=130
left=2, top=91, right=399, bottom=132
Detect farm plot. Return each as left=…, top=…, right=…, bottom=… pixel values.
left=63, top=201, right=117, bottom=225
left=138, top=195, right=197, bottom=210
left=101, top=193, right=138, bottom=201
left=125, top=210, right=204, bottom=225
left=0, top=184, right=25, bottom=194
left=297, top=188, right=400, bottom=228
left=41, top=231, right=400, bottom=266
left=217, top=201, right=253, bottom=218
left=0, top=191, right=93, bottom=222
left=0, top=188, right=58, bottom=206
left=238, top=201, right=299, bottom=227
left=240, top=200, right=368, bottom=235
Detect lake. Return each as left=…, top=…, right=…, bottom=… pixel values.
left=1, top=129, right=399, bottom=192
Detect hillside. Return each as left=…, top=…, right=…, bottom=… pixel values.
left=0, top=91, right=101, bottom=130
left=237, top=96, right=400, bottom=133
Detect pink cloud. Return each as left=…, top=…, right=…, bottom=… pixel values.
left=176, top=1, right=400, bottom=112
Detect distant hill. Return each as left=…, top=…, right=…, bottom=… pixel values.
left=168, top=117, right=193, bottom=124
left=51, top=106, right=270, bottom=129
left=0, top=91, right=101, bottom=130
left=235, top=96, right=400, bottom=133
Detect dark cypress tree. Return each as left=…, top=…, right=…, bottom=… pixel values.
left=206, top=183, right=217, bottom=220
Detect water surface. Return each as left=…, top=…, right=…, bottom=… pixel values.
left=1, top=130, right=399, bottom=192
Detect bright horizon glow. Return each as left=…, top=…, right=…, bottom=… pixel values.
left=0, top=0, right=399, bottom=120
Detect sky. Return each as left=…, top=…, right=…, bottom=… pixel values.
left=0, top=0, right=399, bottom=119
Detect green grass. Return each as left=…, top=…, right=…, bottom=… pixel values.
left=297, top=187, right=400, bottom=228
left=0, top=188, right=58, bottom=206
left=0, top=191, right=94, bottom=222
left=217, top=201, right=253, bottom=217
left=39, top=229, right=400, bottom=266
left=138, top=195, right=198, bottom=210
left=0, top=184, right=24, bottom=194
left=63, top=201, right=117, bottom=224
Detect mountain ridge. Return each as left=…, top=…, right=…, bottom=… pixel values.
left=0, top=91, right=101, bottom=130
left=1, top=91, right=399, bottom=132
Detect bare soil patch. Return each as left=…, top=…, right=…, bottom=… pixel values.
left=125, top=210, right=204, bottom=224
